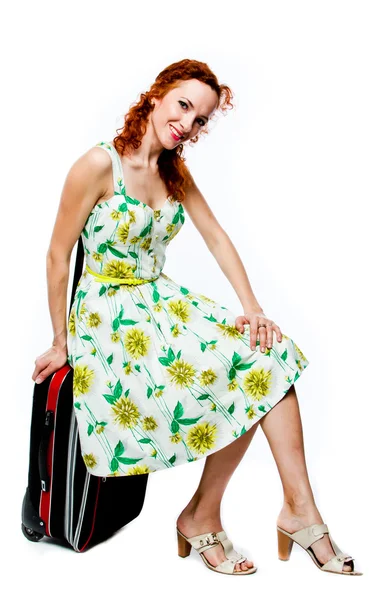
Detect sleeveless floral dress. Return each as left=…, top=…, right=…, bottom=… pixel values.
left=67, top=141, right=310, bottom=478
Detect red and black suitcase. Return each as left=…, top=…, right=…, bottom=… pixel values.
left=21, top=237, right=149, bottom=552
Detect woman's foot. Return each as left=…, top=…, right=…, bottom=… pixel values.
left=277, top=500, right=354, bottom=572
left=176, top=508, right=254, bottom=572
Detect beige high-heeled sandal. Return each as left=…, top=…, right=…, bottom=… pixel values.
left=176, top=527, right=257, bottom=575
left=277, top=523, right=363, bottom=575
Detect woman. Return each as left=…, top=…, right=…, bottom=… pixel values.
left=32, top=58, right=361, bottom=576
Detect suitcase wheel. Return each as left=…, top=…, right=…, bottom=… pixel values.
left=21, top=523, right=44, bottom=542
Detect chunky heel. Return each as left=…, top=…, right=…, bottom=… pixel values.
left=175, top=527, right=257, bottom=575
left=276, top=523, right=363, bottom=575
left=277, top=528, right=293, bottom=560
left=177, top=529, right=192, bottom=558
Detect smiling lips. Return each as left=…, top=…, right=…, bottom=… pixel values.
left=169, top=124, right=183, bottom=141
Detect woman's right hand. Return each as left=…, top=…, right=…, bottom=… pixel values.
left=31, top=345, right=69, bottom=384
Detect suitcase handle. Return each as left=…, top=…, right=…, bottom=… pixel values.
left=38, top=410, right=55, bottom=492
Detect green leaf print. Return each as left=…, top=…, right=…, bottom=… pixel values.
left=232, top=352, right=242, bottom=365
left=168, top=347, right=175, bottom=361
left=81, top=335, right=93, bottom=341
left=204, top=314, right=218, bottom=322
left=103, top=394, right=117, bottom=405
left=281, top=349, right=288, bottom=361
left=147, top=386, right=153, bottom=398
left=87, top=424, right=94, bottom=436
left=169, top=454, right=177, bottom=465
left=197, top=394, right=211, bottom=400
left=129, top=251, right=138, bottom=259
left=114, top=379, right=122, bottom=399
left=111, top=458, right=119, bottom=472
left=138, top=438, right=152, bottom=444
left=107, top=353, right=113, bottom=365
left=99, top=285, right=107, bottom=296
left=235, top=362, right=254, bottom=371
left=118, top=457, right=143, bottom=465
left=107, top=245, right=127, bottom=258
left=83, top=227, right=89, bottom=239
left=98, top=243, right=108, bottom=253
left=173, top=401, right=184, bottom=420
left=74, top=402, right=81, bottom=410
left=180, top=286, right=190, bottom=295
left=228, top=402, right=235, bottom=415
left=114, top=441, right=124, bottom=457
left=112, top=317, right=120, bottom=331
left=94, top=225, right=104, bottom=233
left=228, top=366, right=236, bottom=380
left=171, top=420, right=180, bottom=433
left=177, top=417, right=202, bottom=425
left=120, top=319, right=138, bottom=325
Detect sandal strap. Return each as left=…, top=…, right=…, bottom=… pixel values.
left=216, top=530, right=247, bottom=563
left=321, top=552, right=354, bottom=573
left=215, top=557, right=247, bottom=574
left=290, top=523, right=329, bottom=549
left=187, top=531, right=221, bottom=553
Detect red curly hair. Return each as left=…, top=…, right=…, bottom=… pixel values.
left=112, top=58, right=234, bottom=204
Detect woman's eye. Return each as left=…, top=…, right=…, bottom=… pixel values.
left=179, top=100, right=205, bottom=127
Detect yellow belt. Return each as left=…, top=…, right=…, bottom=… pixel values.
left=85, top=264, right=158, bottom=285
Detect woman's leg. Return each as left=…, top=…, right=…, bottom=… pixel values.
left=258, top=384, right=353, bottom=571
left=177, top=420, right=260, bottom=571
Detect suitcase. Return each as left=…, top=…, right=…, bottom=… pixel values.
left=21, top=236, right=149, bottom=552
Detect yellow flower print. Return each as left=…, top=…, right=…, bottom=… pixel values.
left=123, top=362, right=132, bottom=375
left=216, top=323, right=242, bottom=339
left=243, top=367, right=272, bottom=401
left=124, top=328, right=151, bottom=359
left=167, top=299, right=190, bottom=322
left=110, top=209, right=121, bottom=220
left=130, top=236, right=141, bottom=244
left=128, top=210, right=136, bottom=223
left=80, top=302, right=87, bottom=316
left=209, top=343, right=217, bottom=350
left=199, top=368, right=218, bottom=386
left=68, top=311, right=76, bottom=336
left=166, top=358, right=196, bottom=388
left=246, top=404, right=257, bottom=420
left=142, top=416, right=158, bottom=431
left=86, top=312, right=102, bottom=328
left=187, top=422, right=218, bottom=455
left=73, top=364, right=95, bottom=396
left=170, top=433, right=182, bottom=444
left=155, top=388, right=163, bottom=397
left=153, top=302, right=163, bottom=312
left=150, top=449, right=158, bottom=458
left=108, top=287, right=118, bottom=297
left=83, top=453, right=97, bottom=469
left=103, top=259, right=136, bottom=279
left=166, top=223, right=175, bottom=234
left=90, top=348, right=97, bottom=356
left=228, top=379, right=238, bottom=391
left=171, top=323, right=181, bottom=337
left=293, top=341, right=307, bottom=364
left=92, top=252, right=102, bottom=262
left=199, top=294, right=216, bottom=304
left=127, top=465, right=154, bottom=475
left=117, top=222, right=130, bottom=244
left=111, top=396, right=140, bottom=429
left=96, top=425, right=105, bottom=434
left=140, top=237, right=152, bottom=251
left=111, top=332, right=121, bottom=343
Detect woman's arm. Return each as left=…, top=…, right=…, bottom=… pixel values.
left=182, top=176, right=264, bottom=314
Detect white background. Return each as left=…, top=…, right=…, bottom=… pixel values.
left=1, top=0, right=375, bottom=597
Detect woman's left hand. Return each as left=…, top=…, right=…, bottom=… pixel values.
left=235, top=310, right=283, bottom=352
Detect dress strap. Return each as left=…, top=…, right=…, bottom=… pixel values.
left=94, top=141, right=123, bottom=194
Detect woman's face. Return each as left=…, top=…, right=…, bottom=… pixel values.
left=151, top=79, right=218, bottom=148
